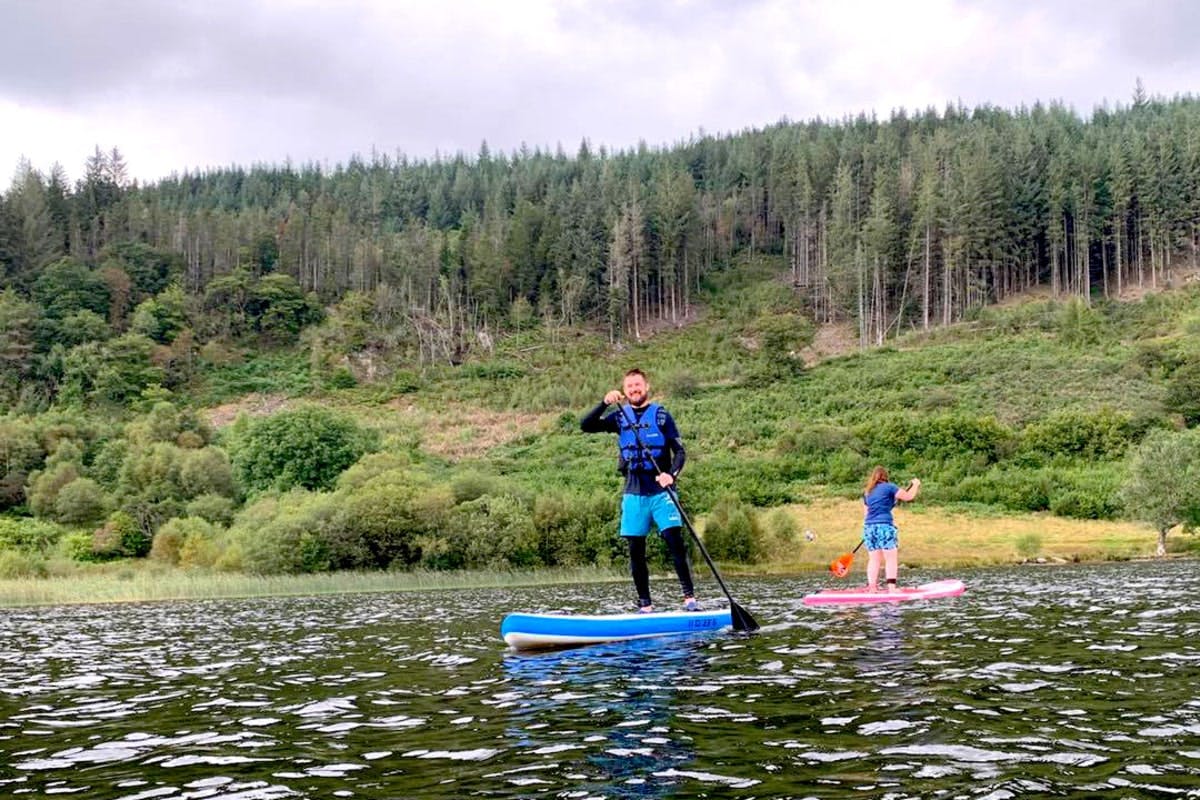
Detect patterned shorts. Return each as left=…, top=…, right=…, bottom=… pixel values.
left=863, top=523, right=899, bottom=551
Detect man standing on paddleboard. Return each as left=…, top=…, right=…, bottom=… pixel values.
left=581, top=368, right=698, bottom=613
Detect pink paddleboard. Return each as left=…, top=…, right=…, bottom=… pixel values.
left=803, top=579, right=965, bottom=606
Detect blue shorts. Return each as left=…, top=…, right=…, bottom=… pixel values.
left=863, top=523, right=898, bottom=551
left=621, top=493, right=682, bottom=537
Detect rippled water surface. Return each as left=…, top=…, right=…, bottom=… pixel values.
left=2, top=560, right=1199, bottom=799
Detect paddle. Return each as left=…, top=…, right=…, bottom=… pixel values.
left=830, top=540, right=864, bottom=578
left=616, top=403, right=760, bottom=633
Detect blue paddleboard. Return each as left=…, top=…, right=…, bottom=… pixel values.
left=501, top=609, right=733, bottom=650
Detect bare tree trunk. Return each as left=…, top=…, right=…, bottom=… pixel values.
left=1079, top=212, right=1090, bottom=303
left=1115, top=214, right=1124, bottom=297
left=857, top=245, right=866, bottom=347
left=922, top=224, right=931, bottom=331
left=1151, top=237, right=1157, bottom=289
left=632, top=251, right=641, bottom=341
left=1101, top=232, right=1109, bottom=299
left=942, top=240, right=952, bottom=326
left=683, top=243, right=690, bottom=317
left=1137, top=217, right=1144, bottom=288
left=1051, top=235, right=1060, bottom=297
left=1193, top=222, right=1198, bottom=270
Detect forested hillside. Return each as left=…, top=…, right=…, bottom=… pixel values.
left=5, top=90, right=1200, bottom=394
left=2, top=91, right=1200, bottom=580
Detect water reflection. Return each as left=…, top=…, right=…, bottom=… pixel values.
left=502, top=634, right=712, bottom=796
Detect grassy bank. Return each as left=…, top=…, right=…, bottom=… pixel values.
left=0, top=564, right=627, bottom=608
left=753, top=499, right=1169, bottom=573
left=1, top=503, right=1178, bottom=607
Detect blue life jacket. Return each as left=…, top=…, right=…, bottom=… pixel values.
left=616, top=403, right=665, bottom=473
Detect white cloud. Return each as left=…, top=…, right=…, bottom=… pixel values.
left=1, top=0, right=1197, bottom=184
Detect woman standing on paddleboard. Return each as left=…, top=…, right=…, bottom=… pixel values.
left=863, top=466, right=920, bottom=593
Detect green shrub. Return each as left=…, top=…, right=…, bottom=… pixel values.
left=1048, top=470, right=1124, bottom=520
left=461, top=362, right=526, bottom=380
left=335, top=451, right=416, bottom=492
left=661, top=370, right=701, bottom=399
left=391, top=370, right=420, bottom=394
left=185, top=494, right=236, bottom=527
left=176, top=518, right=222, bottom=568
left=945, top=468, right=1052, bottom=512
left=0, top=517, right=67, bottom=553
left=856, top=414, right=1012, bottom=465
left=234, top=491, right=336, bottom=574
left=761, top=507, right=800, bottom=560
left=763, top=507, right=798, bottom=543
left=1165, top=362, right=1200, bottom=426
left=918, top=387, right=958, bottom=411
left=226, top=406, right=378, bottom=494
left=1015, top=532, right=1043, bottom=559
left=1131, top=341, right=1182, bottom=378
left=53, top=478, right=109, bottom=525
left=150, top=521, right=185, bottom=565
left=1057, top=298, right=1105, bottom=347
left=92, top=510, right=149, bottom=558
left=1049, top=490, right=1119, bottom=520
left=450, top=471, right=512, bottom=504
left=777, top=424, right=860, bottom=455
left=27, top=460, right=81, bottom=519
left=531, top=489, right=621, bottom=567
left=177, top=447, right=237, bottom=500
left=0, top=549, right=47, bottom=578
left=823, top=449, right=872, bottom=487
left=701, top=495, right=765, bottom=563
left=59, top=530, right=96, bottom=562
left=323, top=474, right=451, bottom=569
left=446, top=494, right=541, bottom=569
left=0, top=416, right=44, bottom=509
left=58, top=333, right=165, bottom=407
left=125, top=401, right=213, bottom=448
left=90, top=438, right=129, bottom=491
left=326, top=367, right=357, bottom=389
left=1019, top=408, right=1145, bottom=463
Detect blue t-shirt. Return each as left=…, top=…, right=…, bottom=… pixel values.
left=864, top=482, right=900, bottom=525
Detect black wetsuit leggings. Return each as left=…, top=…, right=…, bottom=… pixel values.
left=628, top=527, right=695, bottom=608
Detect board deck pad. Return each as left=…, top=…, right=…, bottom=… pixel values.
left=802, top=579, right=965, bottom=606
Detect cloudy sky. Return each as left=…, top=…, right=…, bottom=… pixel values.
left=2, top=0, right=1198, bottom=184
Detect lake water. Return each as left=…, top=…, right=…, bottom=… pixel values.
left=1, top=560, right=1198, bottom=799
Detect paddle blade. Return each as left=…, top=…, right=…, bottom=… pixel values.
left=730, top=601, right=759, bottom=632
left=830, top=552, right=854, bottom=578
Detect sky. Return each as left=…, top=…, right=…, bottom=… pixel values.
left=2, top=0, right=1199, bottom=185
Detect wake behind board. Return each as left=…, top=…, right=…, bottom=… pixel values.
left=802, top=579, right=965, bottom=606
left=501, top=609, right=733, bottom=651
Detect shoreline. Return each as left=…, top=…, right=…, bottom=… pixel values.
left=1, top=499, right=1185, bottom=608
left=0, top=566, right=629, bottom=609
left=2, top=549, right=1186, bottom=609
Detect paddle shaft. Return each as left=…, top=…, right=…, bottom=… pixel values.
left=615, top=403, right=759, bottom=632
